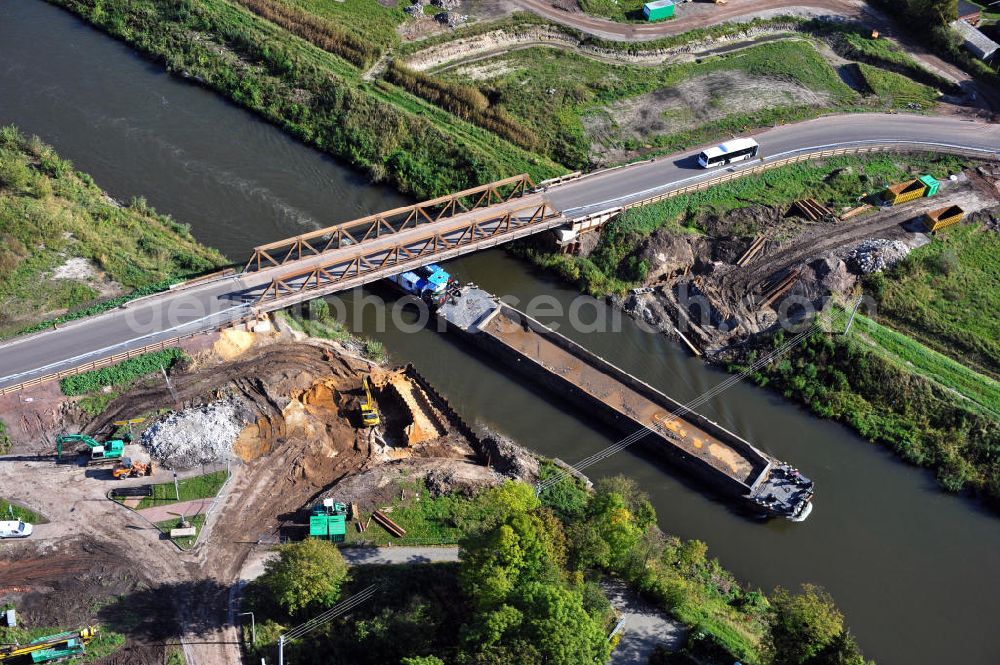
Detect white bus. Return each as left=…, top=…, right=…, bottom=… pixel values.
left=697, top=138, right=759, bottom=168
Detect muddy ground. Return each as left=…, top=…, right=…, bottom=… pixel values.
left=612, top=169, right=1000, bottom=354
left=0, top=321, right=511, bottom=665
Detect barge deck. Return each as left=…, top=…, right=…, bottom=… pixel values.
left=437, top=286, right=813, bottom=520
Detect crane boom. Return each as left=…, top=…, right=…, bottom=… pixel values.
left=0, top=626, right=98, bottom=662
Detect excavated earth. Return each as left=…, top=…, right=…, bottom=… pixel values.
left=0, top=325, right=501, bottom=665
left=616, top=171, right=1000, bottom=354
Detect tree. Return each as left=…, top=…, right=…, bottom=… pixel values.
left=810, top=629, right=874, bottom=665
left=400, top=657, right=445, bottom=665
left=460, top=512, right=561, bottom=607
left=771, top=584, right=845, bottom=665
left=910, top=0, right=957, bottom=23
left=260, top=539, right=349, bottom=615
left=458, top=510, right=613, bottom=665
left=510, top=581, right=612, bottom=665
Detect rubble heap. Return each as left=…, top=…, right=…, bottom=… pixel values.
left=849, top=238, right=910, bottom=274
left=141, top=400, right=245, bottom=468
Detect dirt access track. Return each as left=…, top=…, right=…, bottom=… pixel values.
left=513, top=0, right=865, bottom=42
left=0, top=325, right=492, bottom=665
left=509, top=0, right=992, bottom=106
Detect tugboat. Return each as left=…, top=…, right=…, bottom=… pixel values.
left=748, top=462, right=814, bottom=521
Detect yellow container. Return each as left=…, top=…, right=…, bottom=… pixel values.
left=885, top=179, right=927, bottom=205
left=924, top=205, right=964, bottom=232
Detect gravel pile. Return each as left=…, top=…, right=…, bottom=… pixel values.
left=849, top=238, right=910, bottom=274
left=141, top=400, right=244, bottom=468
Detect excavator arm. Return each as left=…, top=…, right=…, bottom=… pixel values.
left=55, top=434, right=99, bottom=458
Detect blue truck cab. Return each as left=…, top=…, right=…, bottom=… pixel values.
left=388, top=263, right=451, bottom=301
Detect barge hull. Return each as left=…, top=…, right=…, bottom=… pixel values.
left=436, top=287, right=813, bottom=519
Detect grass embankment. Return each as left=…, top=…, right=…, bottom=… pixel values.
left=1, top=499, right=46, bottom=524
left=523, top=152, right=966, bottom=295
left=440, top=37, right=931, bottom=169
left=734, top=309, right=1000, bottom=505
left=342, top=479, right=522, bottom=546
left=117, top=469, right=229, bottom=510
left=59, top=348, right=188, bottom=417
left=867, top=221, right=1000, bottom=379
left=156, top=513, right=208, bottom=550
left=0, top=126, right=227, bottom=337
left=277, top=301, right=387, bottom=362
left=50, top=0, right=563, bottom=199
left=844, top=307, right=1000, bottom=416
left=0, top=626, right=125, bottom=663
left=813, top=21, right=958, bottom=93
left=854, top=63, right=940, bottom=107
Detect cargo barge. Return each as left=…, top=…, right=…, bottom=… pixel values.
left=437, top=285, right=813, bottom=521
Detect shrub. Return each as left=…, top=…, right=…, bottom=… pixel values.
left=59, top=348, right=187, bottom=395
left=260, top=539, right=350, bottom=615
left=0, top=420, right=10, bottom=454
left=385, top=62, right=541, bottom=152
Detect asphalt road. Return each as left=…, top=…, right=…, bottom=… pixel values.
left=339, top=545, right=461, bottom=565
left=2, top=114, right=999, bottom=390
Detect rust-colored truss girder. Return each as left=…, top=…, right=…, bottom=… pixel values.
left=254, top=202, right=558, bottom=305
left=244, top=174, right=536, bottom=272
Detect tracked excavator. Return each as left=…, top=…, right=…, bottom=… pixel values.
left=55, top=433, right=129, bottom=464
left=360, top=376, right=380, bottom=427
left=0, top=626, right=98, bottom=663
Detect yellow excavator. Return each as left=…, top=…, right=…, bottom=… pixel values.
left=360, top=376, right=380, bottom=427
left=0, top=626, right=98, bottom=663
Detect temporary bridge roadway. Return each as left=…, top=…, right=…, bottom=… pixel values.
left=2, top=113, right=1000, bottom=394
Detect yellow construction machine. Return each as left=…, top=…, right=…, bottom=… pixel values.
left=112, top=457, right=154, bottom=480
left=0, top=626, right=98, bottom=663
left=360, top=376, right=380, bottom=427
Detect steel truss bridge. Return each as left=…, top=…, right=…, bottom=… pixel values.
left=3, top=112, right=1000, bottom=394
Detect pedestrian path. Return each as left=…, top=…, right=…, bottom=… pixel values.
left=136, top=497, right=213, bottom=523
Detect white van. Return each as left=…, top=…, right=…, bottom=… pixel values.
left=0, top=520, right=33, bottom=538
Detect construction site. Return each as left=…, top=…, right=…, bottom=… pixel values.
left=612, top=164, right=1000, bottom=355
left=0, top=317, right=527, bottom=664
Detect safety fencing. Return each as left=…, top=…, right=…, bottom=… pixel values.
left=632, top=143, right=995, bottom=212
left=564, top=141, right=1000, bottom=224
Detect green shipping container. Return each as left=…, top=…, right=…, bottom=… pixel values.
left=309, top=504, right=347, bottom=542
left=918, top=174, right=940, bottom=196
left=643, top=0, right=674, bottom=21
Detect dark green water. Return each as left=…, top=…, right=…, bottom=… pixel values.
left=2, top=3, right=999, bottom=663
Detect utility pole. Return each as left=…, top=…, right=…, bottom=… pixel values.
left=173, top=470, right=180, bottom=501
left=278, top=635, right=284, bottom=665
left=844, top=296, right=864, bottom=336
left=161, top=364, right=180, bottom=404
left=239, top=612, right=256, bottom=645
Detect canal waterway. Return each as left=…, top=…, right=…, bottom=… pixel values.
left=3, top=2, right=999, bottom=663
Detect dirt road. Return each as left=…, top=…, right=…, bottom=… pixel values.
left=511, top=0, right=997, bottom=110
left=511, top=0, right=864, bottom=42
